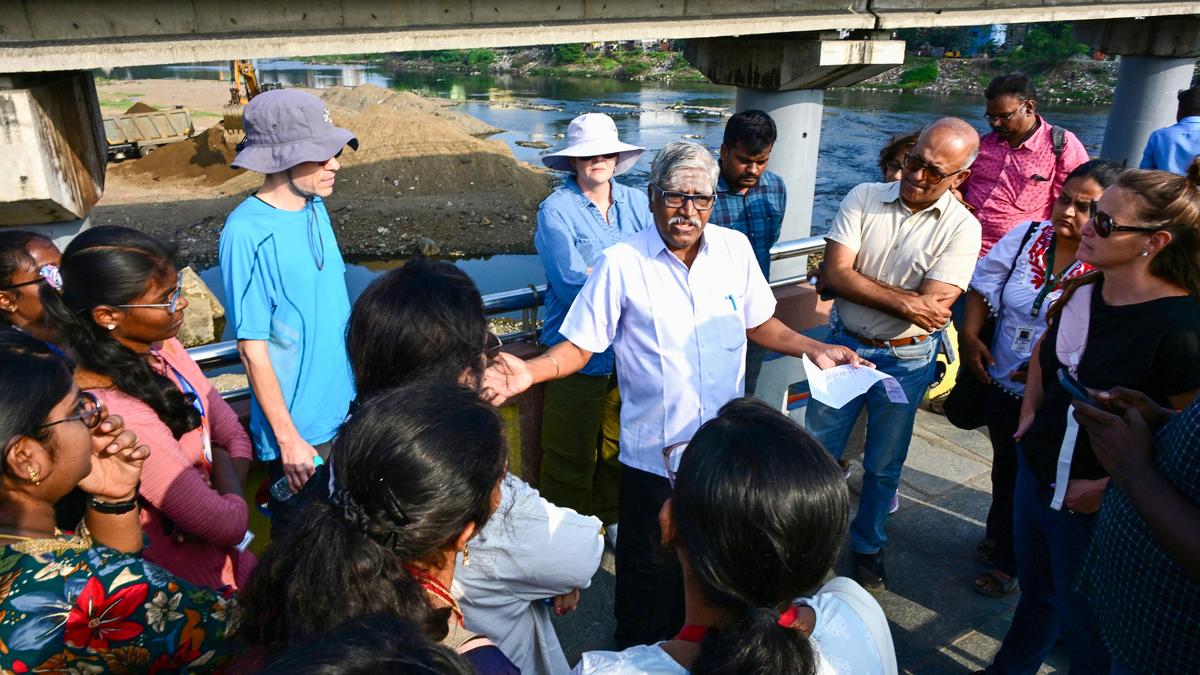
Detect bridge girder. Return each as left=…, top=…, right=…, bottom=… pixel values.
left=1, top=1, right=1198, bottom=72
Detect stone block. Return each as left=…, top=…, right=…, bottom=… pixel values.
left=177, top=266, right=227, bottom=348
left=0, top=71, right=105, bottom=225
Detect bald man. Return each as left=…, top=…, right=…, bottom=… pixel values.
left=811, top=118, right=982, bottom=591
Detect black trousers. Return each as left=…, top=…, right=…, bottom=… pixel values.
left=982, top=384, right=1022, bottom=577
left=613, top=465, right=685, bottom=649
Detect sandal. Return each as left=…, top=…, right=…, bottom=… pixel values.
left=973, top=569, right=1019, bottom=598
left=976, top=537, right=996, bottom=567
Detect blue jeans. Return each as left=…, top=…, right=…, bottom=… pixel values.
left=988, top=453, right=1110, bottom=675
left=804, top=328, right=940, bottom=554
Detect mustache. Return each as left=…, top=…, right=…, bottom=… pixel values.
left=668, top=215, right=702, bottom=227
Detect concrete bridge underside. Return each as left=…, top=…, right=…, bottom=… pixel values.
left=1, top=0, right=1198, bottom=71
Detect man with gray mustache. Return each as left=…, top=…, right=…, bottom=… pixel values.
left=492, top=141, right=867, bottom=647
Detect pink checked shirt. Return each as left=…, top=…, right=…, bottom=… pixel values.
left=962, top=116, right=1088, bottom=257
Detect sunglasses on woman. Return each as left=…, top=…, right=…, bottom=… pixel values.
left=1088, top=201, right=1163, bottom=238
left=36, top=391, right=103, bottom=430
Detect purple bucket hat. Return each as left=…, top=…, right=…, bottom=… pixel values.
left=232, top=90, right=358, bottom=174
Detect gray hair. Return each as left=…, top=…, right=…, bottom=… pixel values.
left=649, top=142, right=720, bottom=192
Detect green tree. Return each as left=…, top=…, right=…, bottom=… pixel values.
left=1001, top=22, right=1089, bottom=74
left=551, top=43, right=585, bottom=65
left=466, top=49, right=495, bottom=66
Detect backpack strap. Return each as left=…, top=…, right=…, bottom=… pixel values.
left=1051, top=125, right=1066, bottom=160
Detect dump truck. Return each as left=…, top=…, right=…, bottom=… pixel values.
left=103, top=106, right=194, bottom=161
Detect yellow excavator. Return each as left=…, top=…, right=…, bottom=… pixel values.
left=222, top=60, right=281, bottom=135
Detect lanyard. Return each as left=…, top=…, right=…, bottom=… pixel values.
left=1030, top=235, right=1077, bottom=318
left=164, top=360, right=212, bottom=469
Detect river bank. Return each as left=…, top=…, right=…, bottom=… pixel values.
left=341, top=47, right=1118, bottom=103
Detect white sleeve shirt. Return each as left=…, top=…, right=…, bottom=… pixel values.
left=561, top=225, right=776, bottom=476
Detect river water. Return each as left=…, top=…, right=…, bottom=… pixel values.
left=104, top=59, right=1111, bottom=317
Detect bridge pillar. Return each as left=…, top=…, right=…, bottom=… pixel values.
left=1075, top=18, right=1200, bottom=168
left=0, top=70, right=105, bottom=243
left=685, top=32, right=904, bottom=281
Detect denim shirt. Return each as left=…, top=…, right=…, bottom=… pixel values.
left=535, top=178, right=653, bottom=375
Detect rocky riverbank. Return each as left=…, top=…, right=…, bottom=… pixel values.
left=854, top=56, right=1117, bottom=104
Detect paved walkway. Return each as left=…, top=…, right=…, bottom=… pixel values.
left=551, top=408, right=1067, bottom=674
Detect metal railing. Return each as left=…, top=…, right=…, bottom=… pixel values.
left=189, top=235, right=826, bottom=399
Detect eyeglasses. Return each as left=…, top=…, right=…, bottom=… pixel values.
left=579, top=152, right=618, bottom=161
left=484, top=332, right=503, bottom=358
left=983, top=105, right=1026, bottom=123
left=652, top=184, right=716, bottom=211
left=37, top=391, right=103, bottom=430
left=662, top=441, right=688, bottom=488
left=903, top=153, right=966, bottom=185
left=1088, top=201, right=1163, bottom=238
left=116, top=271, right=184, bottom=314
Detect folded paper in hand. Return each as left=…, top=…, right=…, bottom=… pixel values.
left=801, top=355, right=909, bottom=409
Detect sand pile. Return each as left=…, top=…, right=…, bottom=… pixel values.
left=217, top=96, right=548, bottom=203
left=112, top=125, right=245, bottom=186
left=96, top=84, right=551, bottom=266
left=124, top=101, right=158, bottom=114
left=320, top=84, right=502, bottom=138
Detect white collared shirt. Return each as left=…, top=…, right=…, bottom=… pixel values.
left=561, top=225, right=776, bottom=476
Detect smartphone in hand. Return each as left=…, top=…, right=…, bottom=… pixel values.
left=1057, top=368, right=1095, bottom=405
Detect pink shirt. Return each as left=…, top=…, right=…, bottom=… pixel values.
left=89, top=338, right=255, bottom=591
left=963, top=116, right=1088, bottom=257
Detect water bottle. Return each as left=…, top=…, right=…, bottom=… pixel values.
left=270, top=454, right=324, bottom=502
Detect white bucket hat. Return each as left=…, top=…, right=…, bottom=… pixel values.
left=541, top=113, right=644, bottom=176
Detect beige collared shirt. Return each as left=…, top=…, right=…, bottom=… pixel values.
left=825, top=181, right=981, bottom=340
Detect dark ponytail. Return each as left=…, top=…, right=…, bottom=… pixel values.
left=237, top=381, right=507, bottom=651
left=675, top=398, right=850, bottom=675
left=43, top=226, right=200, bottom=438
left=695, top=608, right=817, bottom=675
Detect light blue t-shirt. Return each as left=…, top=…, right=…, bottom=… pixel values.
left=218, top=195, right=355, bottom=461
left=535, top=178, right=652, bottom=376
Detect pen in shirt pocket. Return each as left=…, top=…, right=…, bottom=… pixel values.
left=726, top=294, right=737, bottom=311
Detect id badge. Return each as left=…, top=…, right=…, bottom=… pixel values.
left=1011, top=325, right=1035, bottom=357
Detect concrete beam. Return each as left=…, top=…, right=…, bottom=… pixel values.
left=685, top=32, right=905, bottom=91
left=871, top=1, right=1200, bottom=29
left=0, top=71, right=106, bottom=225
left=1075, top=16, right=1200, bottom=58
left=2, top=0, right=1198, bottom=72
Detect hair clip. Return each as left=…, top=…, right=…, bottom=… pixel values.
left=38, top=264, right=62, bottom=292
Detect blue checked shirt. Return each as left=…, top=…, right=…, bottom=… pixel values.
left=535, top=178, right=653, bottom=376
left=710, top=167, right=787, bottom=277
left=1078, top=395, right=1200, bottom=674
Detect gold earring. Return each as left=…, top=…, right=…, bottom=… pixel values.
left=462, top=544, right=471, bottom=566
left=27, top=465, right=39, bottom=485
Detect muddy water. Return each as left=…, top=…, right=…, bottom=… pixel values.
left=107, top=60, right=1111, bottom=335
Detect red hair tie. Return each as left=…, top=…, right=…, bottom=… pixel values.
left=778, top=605, right=800, bottom=628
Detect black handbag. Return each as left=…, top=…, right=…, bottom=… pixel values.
left=944, top=222, right=1040, bottom=430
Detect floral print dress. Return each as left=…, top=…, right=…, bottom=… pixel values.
left=0, top=534, right=235, bottom=674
